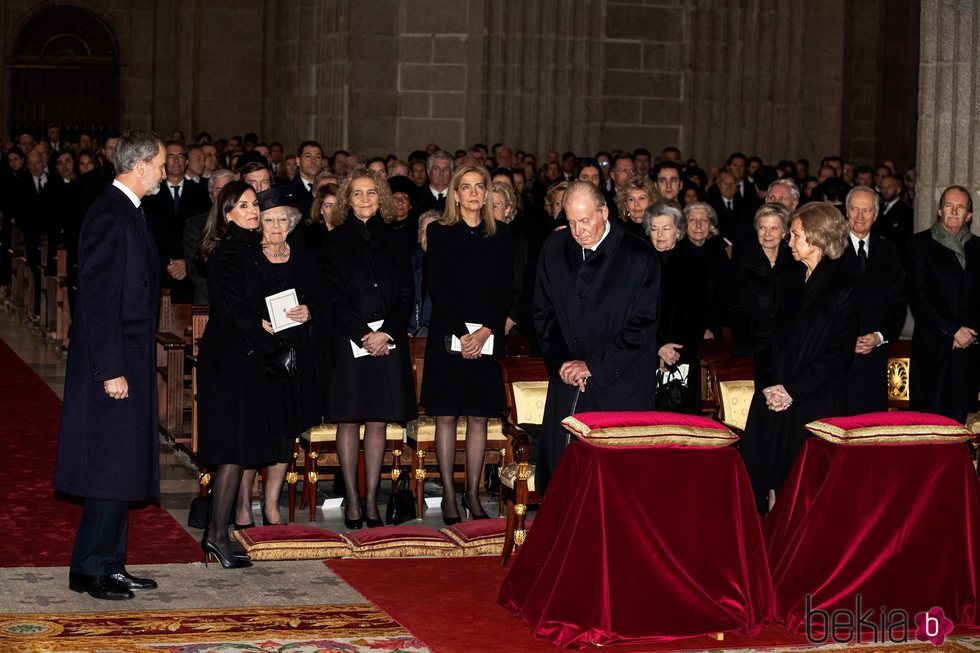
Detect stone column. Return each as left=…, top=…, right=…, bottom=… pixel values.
left=915, top=0, right=980, bottom=233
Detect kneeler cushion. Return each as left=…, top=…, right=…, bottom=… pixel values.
left=562, top=411, right=738, bottom=447
left=232, top=525, right=352, bottom=560
left=805, top=411, right=974, bottom=445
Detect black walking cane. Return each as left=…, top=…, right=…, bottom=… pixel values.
left=564, top=384, right=584, bottom=447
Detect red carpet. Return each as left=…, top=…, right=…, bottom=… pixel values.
left=327, top=557, right=813, bottom=652
left=0, top=337, right=202, bottom=567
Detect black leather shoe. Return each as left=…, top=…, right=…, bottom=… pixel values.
left=108, top=570, right=158, bottom=591
left=68, top=572, right=134, bottom=601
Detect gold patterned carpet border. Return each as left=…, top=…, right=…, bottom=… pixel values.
left=0, top=603, right=428, bottom=652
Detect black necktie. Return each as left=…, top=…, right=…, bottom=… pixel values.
left=858, top=239, right=867, bottom=273
left=36, top=177, right=42, bottom=193
left=725, top=199, right=732, bottom=211
left=171, top=184, right=181, bottom=213
left=138, top=205, right=146, bottom=221
left=583, top=248, right=595, bottom=261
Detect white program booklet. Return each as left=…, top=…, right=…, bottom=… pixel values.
left=265, top=288, right=300, bottom=333
left=350, top=319, right=396, bottom=358
left=450, top=322, right=494, bottom=356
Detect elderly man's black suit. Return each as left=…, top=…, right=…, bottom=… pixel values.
left=533, top=224, right=661, bottom=493
left=54, top=182, right=160, bottom=588
left=906, top=229, right=980, bottom=422
left=842, top=234, right=908, bottom=414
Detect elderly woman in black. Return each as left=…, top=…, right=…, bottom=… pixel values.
left=680, top=201, right=730, bottom=339
left=741, top=202, right=858, bottom=513
left=323, top=170, right=416, bottom=529
left=729, top=203, right=795, bottom=357
left=232, top=188, right=324, bottom=528
left=643, top=201, right=707, bottom=413
left=197, top=181, right=281, bottom=568
left=422, top=164, right=512, bottom=523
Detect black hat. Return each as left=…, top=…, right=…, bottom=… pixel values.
left=387, top=175, right=417, bottom=204
left=257, top=185, right=297, bottom=212
left=237, top=151, right=269, bottom=168
left=408, top=150, right=428, bottom=163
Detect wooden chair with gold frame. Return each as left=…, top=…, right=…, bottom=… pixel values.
left=703, top=356, right=756, bottom=435
left=886, top=340, right=911, bottom=410
left=498, top=356, right=549, bottom=564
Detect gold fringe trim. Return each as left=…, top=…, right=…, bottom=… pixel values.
left=440, top=529, right=506, bottom=556
left=807, top=420, right=974, bottom=444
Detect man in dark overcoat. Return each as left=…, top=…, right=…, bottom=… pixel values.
left=533, top=181, right=661, bottom=493
left=842, top=186, right=908, bottom=414
left=54, top=129, right=166, bottom=600
left=906, top=185, right=980, bottom=423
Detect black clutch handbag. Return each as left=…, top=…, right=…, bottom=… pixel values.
left=656, top=363, right=691, bottom=411
left=187, top=491, right=211, bottom=529
left=265, top=342, right=297, bottom=379
left=385, top=474, right=417, bottom=525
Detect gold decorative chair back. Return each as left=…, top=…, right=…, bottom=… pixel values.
left=511, top=381, right=549, bottom=426
left=718, top=380, right=755, bottom=432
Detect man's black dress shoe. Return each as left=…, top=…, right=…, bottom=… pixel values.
left=68, top=572, right=134, bottom=601
left=108, top=570, right=158, bottom=591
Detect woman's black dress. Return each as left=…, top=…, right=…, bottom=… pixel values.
left=656, top=245, right=707, bottom=413
left=740, top=256, right=859, bottom=513
left=679, top=235, right=730, bottom=337
left=728, top=239, right=795, bottom=358
left=421, top=221, right=513, bottom=416
left=323, top=213, right=417, bottom=423
left=260, top=244, right=327, bottom=461
left=197, top=222, right=277, bottom=467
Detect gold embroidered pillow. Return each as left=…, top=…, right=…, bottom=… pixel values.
left=562, top=411, right=738, bottom=447
left=806, top=412, right=975, bottom=445
left=441, top=518, right=535, bottom=556
left=343, top=525, right=461, bottom=558
left=232, top=525, right=352, bottom=560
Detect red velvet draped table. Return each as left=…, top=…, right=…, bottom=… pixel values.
left=498, top=441, right=774, bottom=649
left=766, top=437, right=980, bottom=632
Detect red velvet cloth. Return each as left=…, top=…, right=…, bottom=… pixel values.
left=766, top=437, right=980, bottom=631
left=498, top=441, right=774, bottom=649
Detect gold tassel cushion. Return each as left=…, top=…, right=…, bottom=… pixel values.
left=232, top=526, right=352, bottom=561
left=441, top=518, right=532, bottom=556
left=562, top=411, right=738, bottom=447
left=806, top=411, right=975, bottom=445
left=343, top=525, right=462, bottom=558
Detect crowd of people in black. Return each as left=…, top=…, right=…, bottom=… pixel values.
left=6, top=127, right=977, bottom=582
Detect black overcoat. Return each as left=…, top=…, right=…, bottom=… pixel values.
left=196, top=222, right=278, bottom=466
left=741, top=256, right=859, bottom=513
left=841, top=235, right=908, bottom=414
left=533, top=224, right=661, bottom=493
left=906, top=229, right=980, bottom=422
left=728, top=240, right=794, bottom=358
left=55, top=183, right=161, bottom=501
left=323, top=213, right=417, bottom=423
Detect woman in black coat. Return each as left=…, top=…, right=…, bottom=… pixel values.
left=906, top=185, right=980, bottom=423
left=644, top=201, right=707, bottom=413
left=233, top=188, right=326, bottom=528
left=422, top=164, right=513, bottom=523
left=196, top=181, right=274, bottom=568
left=679, top=201, right=731, bottom=339
left=728, top=203, right=795, bottom=358
left=323, top=170, right=417, bottom=528
left=741, top=202, right=859, bottom=514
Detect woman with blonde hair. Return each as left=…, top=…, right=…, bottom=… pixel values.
left=421, top=164, right=513, bottom=523
left=323, top=169, right=416, bottom=528
left=615, top=176, right=658, bottom=239
left=741, top=201, right=858, bottom=513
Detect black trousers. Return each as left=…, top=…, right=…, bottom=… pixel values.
left=69, top=498, right=128, bottom=576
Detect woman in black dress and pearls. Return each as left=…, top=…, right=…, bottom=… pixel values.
left=233, top=188, right=325, bottom=528
left=323, top=170, right=417, bottom=528
left=421, top=164, right=513, bottom=523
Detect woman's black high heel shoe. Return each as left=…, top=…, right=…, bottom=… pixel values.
left=441, top=497, right=462, bottom=526
left=344, top=502, right=364, bottom=530
left=261, top=508, right=285, bottom=527
left=202, top=536, right=252, bottom=569
left=362, top=500, right=384, bottom=528
left=462, top=495, right=489, bottom=520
